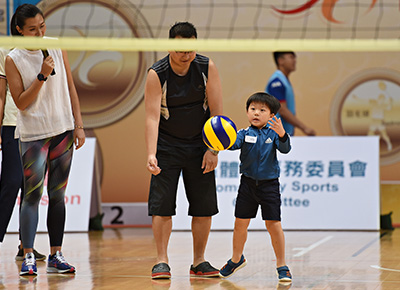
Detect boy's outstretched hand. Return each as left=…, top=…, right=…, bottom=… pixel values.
left=268, top=115, right=286, bottom=137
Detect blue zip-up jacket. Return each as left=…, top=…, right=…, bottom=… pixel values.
left=229, top=125, right=291, bottom=182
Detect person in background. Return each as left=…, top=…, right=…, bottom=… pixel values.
left=6, top=4, right=85, bottom=276
left=265, top=51, right=316, bottom=136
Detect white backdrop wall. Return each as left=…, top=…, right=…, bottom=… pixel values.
left=173, top=136, right=380, bottom=230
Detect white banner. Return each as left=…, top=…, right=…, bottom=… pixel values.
left=3, top=138, right=96, bottom=233
left=173, top=136, right=380, bottom=230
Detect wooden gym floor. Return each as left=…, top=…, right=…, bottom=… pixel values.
left=0, top=228, right=399, bottom=289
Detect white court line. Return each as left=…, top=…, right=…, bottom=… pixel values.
left=292, top=236, right=333, bottom=257
left=370, top=265, right=400, bottom=272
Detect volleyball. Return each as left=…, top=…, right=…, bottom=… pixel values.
left=202, top=115, right=237, bottom=151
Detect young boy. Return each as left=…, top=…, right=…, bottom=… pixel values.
left=219, top=92, right=292, bottom=283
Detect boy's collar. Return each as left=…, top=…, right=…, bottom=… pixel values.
left=250, top=124, right=268, bottom=130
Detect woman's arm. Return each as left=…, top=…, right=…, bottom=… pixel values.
left=5, top=55, right=54, bottom=111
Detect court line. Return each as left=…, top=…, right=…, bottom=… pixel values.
left=352, top=232, right=388, bottom=257
left=292, top=236, right=333, bottom=257
left=370, top=265, right=400, bottom=272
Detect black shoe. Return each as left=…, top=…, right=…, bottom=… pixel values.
left=190, top=261, right=219, bottom=277
left=15, top=245, right=46, bottom=261
left=151, top=263, right=171, bottom=279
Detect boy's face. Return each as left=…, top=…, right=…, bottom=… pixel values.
left=247, top=102, right=274, bottom=129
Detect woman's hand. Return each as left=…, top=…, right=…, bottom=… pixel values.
left=41, top=56, right=55, bottom=78
left=74, top=127, right=85, bottom=149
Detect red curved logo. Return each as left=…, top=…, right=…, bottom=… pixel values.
left=272, top=0, right=378, bottom=23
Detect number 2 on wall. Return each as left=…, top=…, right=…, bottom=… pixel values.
left=111, top=206, right=124, bottom=224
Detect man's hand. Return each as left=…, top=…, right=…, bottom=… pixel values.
left=201, top=150, right=218, bottom=174
left=302, top=127, right=316, bottom=136
left=147, top=155, right=161, bottom=175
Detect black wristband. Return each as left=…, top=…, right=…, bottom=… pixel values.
left=37, top=73, right=47, bottom=82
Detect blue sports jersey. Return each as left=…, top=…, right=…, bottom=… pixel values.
left=265, top=70, right=296, bottom=136
left=229, top=126, right=291, bottom=182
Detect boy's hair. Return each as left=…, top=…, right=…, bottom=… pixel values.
left=169, top=22, right=197, bottom=39
left=11, top=4, right=44, bottom=36
left=246, top=92, right=281, bottom=115
left=273, top=51, right=296, bottom=67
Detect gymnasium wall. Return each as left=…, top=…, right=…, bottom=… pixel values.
left=2, top=1, right=400, bottom=225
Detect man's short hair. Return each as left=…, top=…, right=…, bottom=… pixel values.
left=169, top=22, right=197, bottom=39
left=246, top=92, right=281, bottom=115
left=273, top=51, right=296, bottom=67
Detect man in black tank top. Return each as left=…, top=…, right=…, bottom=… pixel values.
left=145, top=22, right=223, bottom=279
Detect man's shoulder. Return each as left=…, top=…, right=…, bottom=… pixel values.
left=268, top=77, right=284, bottom=88
left=268, top=70, right=286, bottom=81
left=151, top=55, right=169, bottom=73
left=266, top=76, right=285, bottom=96
left=193, top=54, right=209, bottom=65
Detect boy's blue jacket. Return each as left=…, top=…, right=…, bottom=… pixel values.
left=229, top=125, right=291, bottom=182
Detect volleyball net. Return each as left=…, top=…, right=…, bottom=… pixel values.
left=0, top=0, right=399, bottom=129
left=0, top=0, right=399, bottom=52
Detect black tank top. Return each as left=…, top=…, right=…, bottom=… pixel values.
left=151, top=54, right=210, bottom=147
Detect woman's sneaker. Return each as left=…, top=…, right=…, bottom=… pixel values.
left=47, top=251, right=76, bottom=273
left=219, top=255, right=247, bottom=278
left=20, top=252, right=37, bottom=276
left=277, top=265, right=292, bottom=282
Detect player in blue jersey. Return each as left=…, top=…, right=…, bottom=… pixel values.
left=265, top=51, right=315, bottom=136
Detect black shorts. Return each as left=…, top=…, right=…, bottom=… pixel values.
left=235, top=175, right=281, bottom=221
left=148, top=144, right=218, bottom=217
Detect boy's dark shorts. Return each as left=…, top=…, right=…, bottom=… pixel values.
left=148, top=144, right=218, bottom=217
left=235, top=175, right=281, bottom=221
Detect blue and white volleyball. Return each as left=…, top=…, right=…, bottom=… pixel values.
left=202, top=116, right=237, bottom=151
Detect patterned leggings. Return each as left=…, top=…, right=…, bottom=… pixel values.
left=19, top=131, right=74, bottom=249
